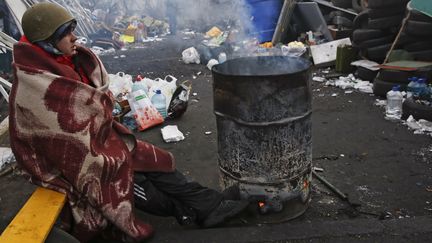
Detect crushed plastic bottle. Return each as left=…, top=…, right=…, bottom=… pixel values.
left=386, top=85, right=403, bottom=120
left=406, top=77, right=418, bottom=98
left=151, top=89, right=167, bottom=118
left=218, top=52, right=227, bottom=64
left=417, top=78, right=428, bottom=99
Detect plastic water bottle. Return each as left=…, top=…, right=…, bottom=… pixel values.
left=386, top=85, right=403, bottom=120
left=151, top=89, right=167, bottom=118
left=131, top=81, right=147, bottom=93
left=406, top=77, right=418, bottom=98
left=218, top=52, right=227, bottom=63
left=417, top=78, right=428, bottom=98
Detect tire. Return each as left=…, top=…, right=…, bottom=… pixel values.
left=352, top=29, right=385, bottom=43
left=373, top=78, right=407, bottom=97
left=332, top=0, right=352, bottom=8
left=368, top=7, right=406, bottom=19
left=358, top=35, right=395, bottom=49
left=409, top=10, right=432, bottom=23
left=332, top=15, right=353, bottom=28
left=367, top=43, right=392, bottom=62
left=405, top=20, right=432, bottom=37
left=402, top=97, right=432, bottom=121
left=356, top=66, right=378, bottom=81
left=368, top=15, right=404, bottom=29
left=352, top=0, right=368, bottom=13
left=353, top=10, right=369, bottom=29
left=377, top=69, right=416, bottom=84
left=368, top=0, right=409, bottom=9
left=397, top=32, right=418, bottom=45
left=403, top=41, right=432, bottom=52
left=410, top=49, right=432, bottom=62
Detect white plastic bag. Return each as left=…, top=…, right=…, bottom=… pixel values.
left=281, top=41, right=307, bottom=57
left=148, top=75, right=178, bottom=107
left=108, top=72, right=133, bottom=98
left=207, top=59, right=219, bottom=70
left=182, top=47, right=200, bottom=64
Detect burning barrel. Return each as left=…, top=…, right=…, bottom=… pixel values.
left=212, top=56, right=312, bottom=220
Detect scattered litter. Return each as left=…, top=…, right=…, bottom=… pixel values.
left=206, top=26, right=222, bottom=38
left=345, top=90, right=353, bottom=94
left=91, top=46, right=116, bottom=56
left=323, top=74, right=373, bottom=94
left=426, top=186, right=432, bottom=192
left=313, top=167, right=324, bottom=172
left=340, top=154, right=345, bottom=157
left=192, top=93, right=198, bottom=96
left=403, top=116, right=432, bottom=136
left=207, top=59, right=219, bottom=70
left=161, top=125, right=185, bottom=143
left=281, top=41, right=307, bottom=57
left=0, top=147, right=15, bottom=170
left=114, top=56, right=119, bottom=59
left=350, top=60, right=380, bottom=71
left=374, top=99, right=387, bottom=108
left=182, top=47, right=200, bottom=64
left=331, top=93, right=338, bottom=97
left=205, top=131, right=212, bottom=135
left=313, top=76, right=326, bottom=82
left=120, top=55, right=126, bottom=58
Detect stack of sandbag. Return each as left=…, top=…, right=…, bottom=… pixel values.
left=351, top=0, right=410, bottom=63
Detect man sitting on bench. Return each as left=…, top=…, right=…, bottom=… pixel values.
left=9, top=3, right=248, bottom=242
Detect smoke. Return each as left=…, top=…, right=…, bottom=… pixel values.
left=169, top=0, right=253, bottom=32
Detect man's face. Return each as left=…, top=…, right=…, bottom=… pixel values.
left=56, top=31, right=78, bottom=56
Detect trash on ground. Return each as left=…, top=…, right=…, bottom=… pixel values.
left=0, top=147, right=15, bottom=171
left=206, top=26, right=222, bottom=38
left=182, top=47, right=200, bottom=64
left=403, top=115, right=432, bottom=137
left=310, top=38, right=351, bottom=66
left=207, top=59, right=219, bottom=70
left=161, top=125, right=185, bottom=143
left=282, top=41, right=307, bottom=57
left=323, top=74, right=373, bottom=94
left=350, top=60, right=380, bottom=71
left=313, top=76, right=326, bottom=82
left=205, top=131, right=212, bottom=135
left=313, top=167, right=324, bottom=172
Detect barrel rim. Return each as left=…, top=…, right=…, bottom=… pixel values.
left=212, top=56, right=312, bottom=78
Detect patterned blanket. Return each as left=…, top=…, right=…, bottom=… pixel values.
left=10, top=41, right=175, bottom=242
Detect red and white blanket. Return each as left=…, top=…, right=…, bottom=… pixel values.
left=10, top=41, right=175, bottom=242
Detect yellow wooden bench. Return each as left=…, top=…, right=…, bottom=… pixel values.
left=0, top=187, right=66, bottom=243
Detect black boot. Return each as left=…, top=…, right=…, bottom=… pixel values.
left=222, top=185, right=241, bottom=200
left=200, top=200, right=249, bottom=228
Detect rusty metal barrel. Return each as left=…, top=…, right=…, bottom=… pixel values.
left=212, top=56, right=312, bottom=221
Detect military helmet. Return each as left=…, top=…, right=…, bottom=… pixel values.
left=22, top=2, right=76, bottom=43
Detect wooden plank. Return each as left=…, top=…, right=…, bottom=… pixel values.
left=0, top=187, right=66, bottom=243
left=272, top=0, right=296, bottom=45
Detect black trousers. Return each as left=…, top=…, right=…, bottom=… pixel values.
left=133, top=170, right=223, bottom=223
